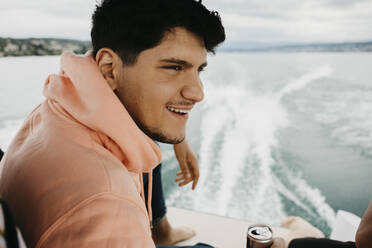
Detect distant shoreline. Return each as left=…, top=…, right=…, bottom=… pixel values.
left=0, top=37, right=91, bottom=57
left=1, top=37, right=371, bottom=57
left=218, top=41, right=372, bottom=53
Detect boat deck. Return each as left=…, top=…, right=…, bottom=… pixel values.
left=168, top=207, right=289, bottom=247
left=3, top=206, right=288, bottom=248
left=6, top=206, right=360, bottom=247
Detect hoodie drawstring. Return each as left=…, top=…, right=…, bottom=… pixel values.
left=139, top=171, right=153, bottom=228
left=147, top=171, right=153, bottom=228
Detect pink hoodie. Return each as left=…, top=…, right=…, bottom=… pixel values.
left=0, top=52, right=162, bottom=247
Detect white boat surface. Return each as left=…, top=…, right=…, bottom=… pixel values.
left=2, top=205, right=288, bottom=248
left=167, top=206, right=289, bottom=247
left=1, top=206, right=362, bottom=247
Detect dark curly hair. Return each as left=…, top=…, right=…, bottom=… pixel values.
left=91, top=0, right=225, bottom=65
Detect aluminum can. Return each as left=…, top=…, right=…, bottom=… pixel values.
left=246, top=224, right=273, bottom=248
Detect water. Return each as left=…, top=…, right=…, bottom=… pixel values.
left=1, top=53, right=371, bottom=236
left=159, top=52, right=372, bottom=236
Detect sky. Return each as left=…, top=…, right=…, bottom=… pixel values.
left=0, top=0, right=371, bottom=43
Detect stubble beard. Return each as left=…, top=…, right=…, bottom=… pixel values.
left=135, top=118, right=185, bottom=144
left=115, top=91, right=184, bottom=144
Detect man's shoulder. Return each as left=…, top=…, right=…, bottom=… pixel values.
left=1, top=125, right=140, bottom=204
left=0, top=122, right=145, bottom=247
left=1, top=99, right=135, bottom=196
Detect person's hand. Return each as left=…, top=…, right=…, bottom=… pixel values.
left=271, top=237, right=286, bottom=248
left=173, top=139, right=199, bottom=190
left=280, top=216, right=325, bottom=247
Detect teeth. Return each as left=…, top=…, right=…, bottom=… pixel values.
left=167, top=106, right=189, bottom=114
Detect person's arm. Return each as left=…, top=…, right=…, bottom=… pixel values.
left=37, top=193, right=155, bottom=248
left=173, top=139, right=199, bottom=190
left=283, top=202, right=372, bottom=248
left=277, top=216, right=324, bottom=248
left=278, top=216, right=357, bottom=248
left=356, top=201, right=372, bottom=248
left=289, top=238, right=356, bottom=248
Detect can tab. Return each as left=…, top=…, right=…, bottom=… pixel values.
left=252, top=227, right=271, bottom=239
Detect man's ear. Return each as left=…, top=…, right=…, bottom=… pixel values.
left=96, top=48, right=123, bottom=91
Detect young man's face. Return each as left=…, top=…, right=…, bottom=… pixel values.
left=115, top=27, right=207, bottom=144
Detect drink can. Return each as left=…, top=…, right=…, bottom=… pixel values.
left=246, top=224, right=273, bottom=248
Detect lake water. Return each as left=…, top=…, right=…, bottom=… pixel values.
left=1, top=53, right=371, bottom=236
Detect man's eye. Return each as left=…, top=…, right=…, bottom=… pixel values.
left=163, top=65, right=182, bottom=71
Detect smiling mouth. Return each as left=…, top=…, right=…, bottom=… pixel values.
left=166, top=106, right=190, bottom=116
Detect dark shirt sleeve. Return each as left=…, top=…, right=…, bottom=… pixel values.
left=289, top=238, right=356, bottom=248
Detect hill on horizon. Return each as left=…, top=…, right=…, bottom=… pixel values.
left=219, top=40, right=372, bottom=52
left=0, top=37, right=91, bottom=57
left=0, top=37, right=371, bottom=57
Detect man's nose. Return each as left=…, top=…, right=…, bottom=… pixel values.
left=180, top=73, right=204, bottom=103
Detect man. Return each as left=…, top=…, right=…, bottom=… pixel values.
left=0, top=0, right=225, bottom=247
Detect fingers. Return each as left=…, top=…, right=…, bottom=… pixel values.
left=173, top=139, right=200, bottom=189
left=280, top=216, right=296, bottom=227
left=182, top=152, right=199, bottom=190
left=179, top=180, right=192, bottom=187
left=175, top=162, right=200, bottom=189
left=176, top=159, right=191, bottom=186
left=271, top=237, right=286, bottom=248
left=175, top=173, right=188, bottom=182
left=177, top=177, right=193, bottom=187
left=190, top=161, right=200, bottom=190
left=176, top=158, right=199, bottom=189
left=280, top=216, right=325, bottom=243
left=175, top=170, right=193, bottom=187
left=178, top=158, right=189, bottom=177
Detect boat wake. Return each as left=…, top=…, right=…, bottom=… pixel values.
left=165, top=65, right=336, bottom=234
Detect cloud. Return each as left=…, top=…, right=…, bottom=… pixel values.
left=0, top=0, right=371, bottom=42
left=207, top=0, right=372, bottom=42
left=0, top=0, right=96, bottom=40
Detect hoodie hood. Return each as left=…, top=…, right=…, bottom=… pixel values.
left=43, top=51, right=161, bottom=173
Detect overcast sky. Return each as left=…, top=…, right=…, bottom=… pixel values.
left=0, top=0, right=371, bottom=43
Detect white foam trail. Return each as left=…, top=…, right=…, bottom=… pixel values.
left=164, top=62, right=336, bottom=228
left=191, top=80, right=291, bottom=216
left=216, top=93, right=289, bottom=215
left=273, top=173, right=336, bottom=224
left=290, top=175, right=336, bottom=225
left=190, top=65, right=336, bottom=226
left=276, top=66, right=333, bottom=100
left=192, top=89, right=235, bottom=212
left=313, top=88, right=372, bottom=157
